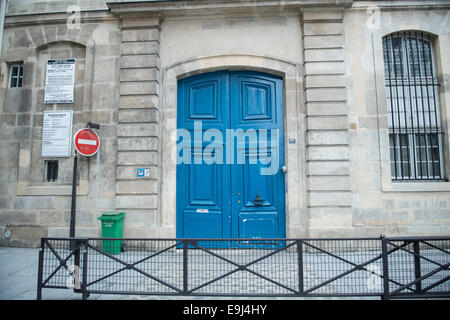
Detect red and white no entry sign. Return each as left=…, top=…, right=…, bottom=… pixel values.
left=74, top=128, right=100, bottom=156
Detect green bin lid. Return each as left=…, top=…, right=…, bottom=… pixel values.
left=98, top=212, right=125, bottom=220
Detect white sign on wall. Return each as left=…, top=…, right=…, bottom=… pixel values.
left=44, top=59, right=76, bottom=104
left=41, top=110, right=73, bottom=157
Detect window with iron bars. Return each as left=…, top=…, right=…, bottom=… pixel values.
left=382, top=31, right=444, bottom=181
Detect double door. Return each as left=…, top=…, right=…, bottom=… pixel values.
left=176, top=70, right=285, bottom=241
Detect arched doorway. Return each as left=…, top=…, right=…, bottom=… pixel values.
left=176, top=70, right=286, bottom=241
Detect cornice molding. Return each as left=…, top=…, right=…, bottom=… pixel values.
left=4, top=10, right=114, bottom=28
left=107, top=0, right=354, bottom=18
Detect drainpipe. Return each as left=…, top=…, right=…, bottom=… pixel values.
left=0, top=0, right=7, bottom=59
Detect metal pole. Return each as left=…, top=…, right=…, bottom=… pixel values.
left=73, top=239, right=81, bottom=294
left=36, top=239, right=44, bottom=300
left=70, top=152, right=78, bottom=249
left=82, top=240, right=89, bottom=300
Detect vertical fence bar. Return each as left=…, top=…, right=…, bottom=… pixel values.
left=381, top=237, right=390, bottom=300
left=413, top=240, right=422, bottom=293
left=297, top=240, right=304, bottom=296
left=81, top=240, right=89, bottom=300
left=36, top=239, right=45, bottom=300
left=73, top=239, right=81, bottom=293
left=183, top=240, right=188, bottom=295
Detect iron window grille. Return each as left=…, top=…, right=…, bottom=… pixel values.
left=382, top=31, right=444, bottom=181
left=9, top=63, right=23, bottom=88
left=46, top=160, right=58, bottom=182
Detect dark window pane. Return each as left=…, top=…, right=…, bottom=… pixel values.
left=420, top=162, right=427, bottom=177
left=433, top=162, right=441, bottom=177
left=10, top=77, right=17, bottom=88
left=11, top=66, right=18, bottom=78
left=401, top=163, right=410, bottom=177
left=46, top=161, right=58, bottom=182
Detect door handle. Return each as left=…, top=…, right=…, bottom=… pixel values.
left=281, top=165, right=287, bottom=173
left=252, top=194, right=264, bottom=207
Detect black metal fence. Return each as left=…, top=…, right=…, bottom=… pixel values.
left=37, top=236, right=450, bottom=300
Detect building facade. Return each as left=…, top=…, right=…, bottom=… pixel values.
left=0, top=0, right=449, bottom=247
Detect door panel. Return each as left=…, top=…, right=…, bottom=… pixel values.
left=230, top=71, right=285, bottom=239
left=177, top=70, right=285, bottom=241
left=176, top=71, right=230, bottom=239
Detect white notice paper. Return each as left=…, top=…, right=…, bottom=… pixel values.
left=44, top=59, right=76, bottom=104
left=41, top=110, right=73, bottom=157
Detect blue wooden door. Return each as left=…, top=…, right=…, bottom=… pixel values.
left=177, top=71, right=285, bottom=240
left=176, top=71, right=231, bottom=239
left=230, top=71, right=285, bottom=239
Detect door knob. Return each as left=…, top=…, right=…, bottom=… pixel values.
left=252, top=194, right=264, bottom=207
left=281, top=165, right=287, bottom=173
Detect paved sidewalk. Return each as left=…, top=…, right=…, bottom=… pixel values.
left=0, top=246, right=377, bottom=300
left=1, top=247, right=42, bottom=300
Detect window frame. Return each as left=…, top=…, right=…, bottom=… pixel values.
left=382, top=31, right=445, bottom=182
left=8, top=62, right=23, bottom=88
left=45, top=160, right=59, bottom=182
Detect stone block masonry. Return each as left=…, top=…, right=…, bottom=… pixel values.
left=301, top=9, right=352, bottom=230
left=1, top=0, right=450, bottom=246
left=116, top=16, right=161, bottom=230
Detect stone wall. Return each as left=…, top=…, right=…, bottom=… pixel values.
left=343, top=6, right=450, bottom=237
left=115, top=16, right=161, bottom=237
left=0, top=13, right=122, bottom=246
left=301, top=9, right=353, bottom=236
left=0, top=0, right=450, bottom=247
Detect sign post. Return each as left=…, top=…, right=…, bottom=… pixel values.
left=74, top=128, right=100, bottom=157
left=70, top=126, right=100, bottom=241
left=70, top=153, right=78, bottom=241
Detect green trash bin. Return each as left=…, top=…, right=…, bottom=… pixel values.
left=98, top=212, right=125, bottom=255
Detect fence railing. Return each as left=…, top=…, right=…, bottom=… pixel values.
left=36, top=236, right=450, bottom=300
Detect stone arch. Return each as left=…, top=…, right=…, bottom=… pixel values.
left=15, top=35, right=96, bottom=197
left=158, top=54, right=307, bottom=238
left=381, top=28, right=438, bottom=38
left=33, top=36, right=93, bottom=53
